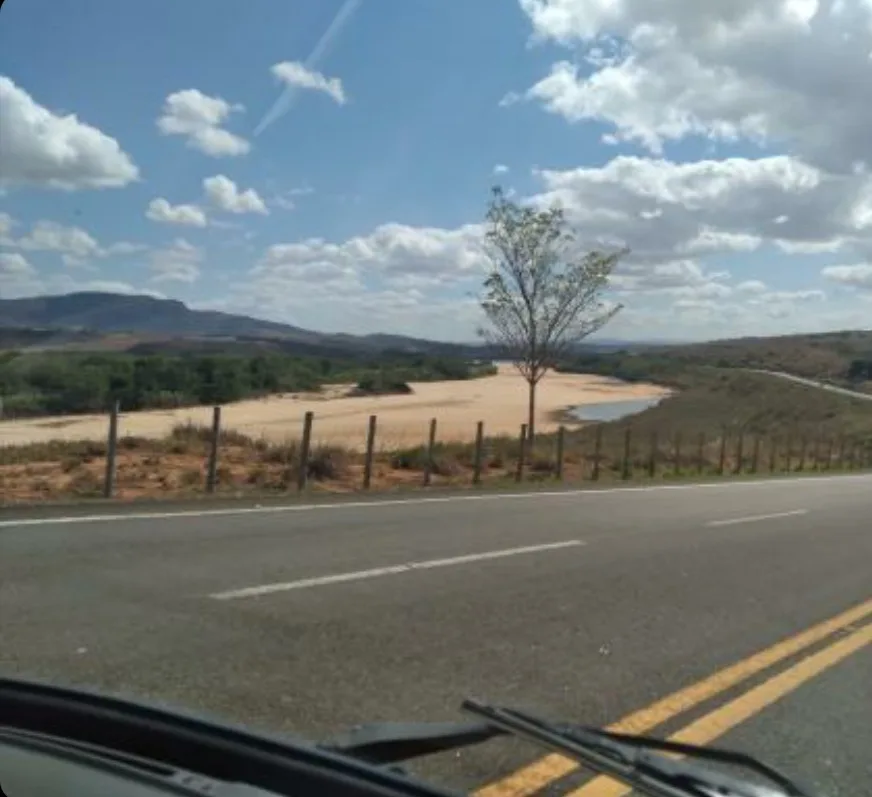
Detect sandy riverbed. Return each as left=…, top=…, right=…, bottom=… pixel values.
left=0, top=365, right=670, bottom=451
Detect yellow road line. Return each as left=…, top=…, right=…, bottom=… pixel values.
left=570, top=617, right=872, bottom=796
left=474, top=596, right=872, bottom=797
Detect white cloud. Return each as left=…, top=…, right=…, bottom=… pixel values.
left=736, top=279, right=768, bottom=294
left=255, top=222, right=486, bottom=290
left=0, top=252, right=42, bottom=297
left=0, top=212, right=15, bottom=244
left=0, top=252, right=36, bottom=276
left=15, top=221, right=101, bottom=259
left=255, top=0, right=361, bottom=135
left=157, top=89, right=250, bottom=157
left=149, top=239, right=202, bottom=284
left=493, top=163, right=510, bottom=175
left=0, top=75, right=139, bottom=190
left=203, top=175, right=268, bottom=214
left=516, top=0, right=872, bottom=173
left=146, top=198, right=208, bottom=227
left=529, top=154, right=863, bottom=267
left=270, top=62, right=347, bottom=105
left=2, top=220, right=144, bottom=265
left=822, top=263, right=872, bottom=290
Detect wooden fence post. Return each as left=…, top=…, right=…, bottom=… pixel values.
left=515, top=423, right=527, bottom=482
left=647, top=431, right=658, bottom=478
left=297, top=411, right=314, bottom=491
left=622, top=427, right=632, bottom=481
left=103, top=400, right=120, bottom=499
left=472, top=421, right=484, bottom=485
left=555, top=425, right=565, bottom=480
left=423, top=418, right=437, bottom=486
left=206, top=405, right=221, bottom=493
left=591, top=426, right=603, bottom=481
left=363, top=414, right=377, bottom=489
left=733, top=431, right=744, bottom=475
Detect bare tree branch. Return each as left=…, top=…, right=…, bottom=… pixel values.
left=479, top=186, right=626, bottom=440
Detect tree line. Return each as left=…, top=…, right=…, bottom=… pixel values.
left=0, top=350, right=496, bottom=418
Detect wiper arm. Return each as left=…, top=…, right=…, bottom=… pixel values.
left=461, top=699, right=814, bottom=797
left=321, top=720, right=504, bottom=765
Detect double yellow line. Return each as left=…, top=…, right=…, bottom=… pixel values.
left=476, top=596, right=872, bottom=797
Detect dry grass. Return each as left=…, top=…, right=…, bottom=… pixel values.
left=2, top=369, right=872, bottom=505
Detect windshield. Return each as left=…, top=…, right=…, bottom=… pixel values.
left=1, top=2, right=871, bottom=796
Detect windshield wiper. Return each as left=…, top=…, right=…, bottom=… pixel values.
left=461, top=699, right=814, bottom=797
left=323, top=699, right=815, bottom=797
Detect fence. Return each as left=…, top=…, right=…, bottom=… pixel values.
left=30, top=401, right=870, bottom=500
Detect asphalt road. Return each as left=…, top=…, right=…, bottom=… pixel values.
left=2, top=474, right=871, bottom=796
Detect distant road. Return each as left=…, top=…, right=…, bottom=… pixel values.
left=2, top=474, right=871, bottom=794
left=750, top=368, right=872, bottom=401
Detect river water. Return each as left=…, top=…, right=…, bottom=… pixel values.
left=569, top=395, right=664, bottom=423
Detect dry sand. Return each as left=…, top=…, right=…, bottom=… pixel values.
left=0, top=364, right=670, bottom=451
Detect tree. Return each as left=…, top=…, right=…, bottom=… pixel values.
left=479, top=186, right=626, bottom=442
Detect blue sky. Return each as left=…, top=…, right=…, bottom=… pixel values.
left=1, top=0, right=871, bottom=341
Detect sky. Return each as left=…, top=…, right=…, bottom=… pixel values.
left=1, top=0, right=872, bottom=342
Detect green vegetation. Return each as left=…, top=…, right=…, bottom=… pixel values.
left=562, top=330, right=872, bottom=390
left=0, top=351, right=496, bottom=418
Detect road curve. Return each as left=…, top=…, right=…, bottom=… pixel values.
left=749, top=368, right=872, bottom=401
left=2, top=474, right=871, bottom=795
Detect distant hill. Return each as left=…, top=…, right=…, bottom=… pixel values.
left=0, top=292, right=493, bottom=356
left=0, top=291, right=649, bottom=357
left=0, top=292, right=330, bottom=342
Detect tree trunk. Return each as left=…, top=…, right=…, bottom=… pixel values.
left=527, top=378, right=536, bottom=444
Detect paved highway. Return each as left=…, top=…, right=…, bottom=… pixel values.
left=2, top=474, right=871, bottom=795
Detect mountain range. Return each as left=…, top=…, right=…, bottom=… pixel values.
left=0, top=291, right=646, bottom=356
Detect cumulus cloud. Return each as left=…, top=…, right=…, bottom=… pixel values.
left=146, top=198, right=208, bottom=227
left=254, top=0, right=360, bottom=135
left=15, top=221, right=102, bottom=259
left=0, top=75, right=139, bottom=190
left=822, top=263, right=872, bottom=290
left=270, top=62, right=347, bottom=105
left=0, top=252, right=36, bottom=277
left=0, top=252, right=43, bottom=297
left=149, top=239, right=202, bottom=283
left=203, top=175, right=268, bottom=214
left=254, top=222, right=486, bottom=293
left=493, top=163, right=510, bottom=175
left=2, top=219, right=144, bottom=266
left=516, top=0, right=872, bottom=173
left=0, top=212, right=15, bottom=244
left=157, top=89, right=250, bottom=157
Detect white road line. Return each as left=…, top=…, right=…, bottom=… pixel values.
left=706, top=509, right=809, bottom=528
left=209, top=540, right=585, bottom=600
left=0, top=473, right=868, bottom=529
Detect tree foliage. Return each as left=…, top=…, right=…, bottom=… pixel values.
left=0, top=351, right=497, bottom=418
left=479, top=186, right=625, bottom=437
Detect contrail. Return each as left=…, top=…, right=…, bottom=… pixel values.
left=254, top=0, right=362, bottom=136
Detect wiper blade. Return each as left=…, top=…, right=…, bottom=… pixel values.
left=321, top=720, right=504, bottom=765
left=461, top=699, right=814, bottom=797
